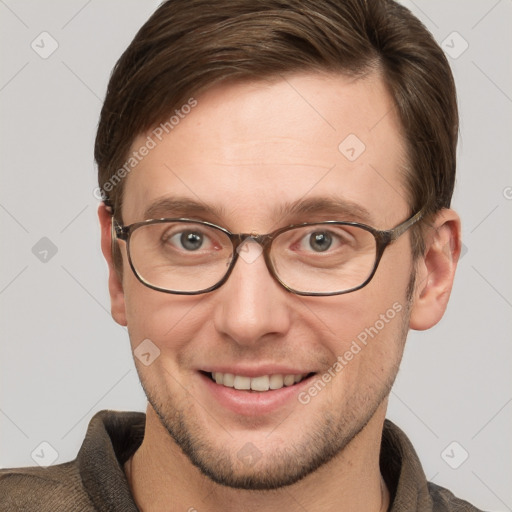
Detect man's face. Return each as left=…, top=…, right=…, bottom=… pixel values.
left=118, top=71, right=415, bottom=489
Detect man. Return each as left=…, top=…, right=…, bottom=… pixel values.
left=0, top=0, right=484, bottom=510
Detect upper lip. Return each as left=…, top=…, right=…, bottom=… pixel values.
left=199, top=366, right=315, bottom=377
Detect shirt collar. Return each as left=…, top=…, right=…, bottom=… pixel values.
left=78, top=411, right=435, bottom=511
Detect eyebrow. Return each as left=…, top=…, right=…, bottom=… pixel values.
left=276, top=197, right=373, bottom=224
left=142, top=196, right=373, bottom=226
left=143, top=197, right=228, bottom=222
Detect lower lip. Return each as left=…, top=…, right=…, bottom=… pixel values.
left=198, top=372, right=315, bottom=416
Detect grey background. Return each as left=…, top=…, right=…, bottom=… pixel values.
left=0, top=1, right=511, bottom=510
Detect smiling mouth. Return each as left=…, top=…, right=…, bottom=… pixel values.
left=202, top=371, right=316, bottom=392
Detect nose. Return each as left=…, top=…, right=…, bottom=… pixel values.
left=212, top=240, right=292, bottom=347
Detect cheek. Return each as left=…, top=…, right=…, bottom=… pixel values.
left=122, top=273, right=205, bottom=353
left=309, top=293, right=407, bottom=356
left=303, top=257, right=411, bottom=375
left=306, top=255, right=410, bottom=338
left=313, top=298, right=408, bottom=403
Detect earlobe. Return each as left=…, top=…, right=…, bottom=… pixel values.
left=409, top=209, right=461, bottom=331
left=98, top=204, right=127, bottom=326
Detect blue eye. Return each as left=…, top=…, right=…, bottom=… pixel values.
left=177, top=231, right=204, bottom=251
left=308, top=231, right=333, bottom=252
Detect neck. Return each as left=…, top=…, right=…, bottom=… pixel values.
left=125, top=405, right=390, bottom=512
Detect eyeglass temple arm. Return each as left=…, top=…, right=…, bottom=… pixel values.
left=389, top=208, right=425, bottom=241
left=110, top=218, right=130, bottom=241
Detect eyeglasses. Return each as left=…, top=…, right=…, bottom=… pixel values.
left=112, top=209, right=424, bottom=296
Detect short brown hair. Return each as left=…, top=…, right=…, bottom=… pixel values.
left=95, top=0, right=458, bottom=256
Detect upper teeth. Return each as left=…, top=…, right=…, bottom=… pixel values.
left=212, top=372, right=308, bottom=391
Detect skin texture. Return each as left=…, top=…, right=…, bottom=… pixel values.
left=99, top=70, right=461, bottom=511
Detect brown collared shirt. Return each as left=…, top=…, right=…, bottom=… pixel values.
left=0, top=410, right=484, bottom=511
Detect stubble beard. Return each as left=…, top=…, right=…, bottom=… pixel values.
left=136, top=278, right=414, bottom=491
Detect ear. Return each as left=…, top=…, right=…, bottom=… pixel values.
left=409, top=208, right=461, bottom=331
left=98, top=204, right=127, bottom=326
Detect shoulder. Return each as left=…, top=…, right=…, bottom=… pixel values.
left=0, top=410, right=144, bottom=511
left=428, top=482, right=487, bottom=512
left=381, top=420, right=486, bottom=512
left=0, top=461, right=95, bottom=511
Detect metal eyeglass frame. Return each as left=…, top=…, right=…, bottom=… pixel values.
left=112, top=208, right=424, bottom=296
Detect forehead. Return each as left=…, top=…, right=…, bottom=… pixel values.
left=122, top=71, right=409, bottom=230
